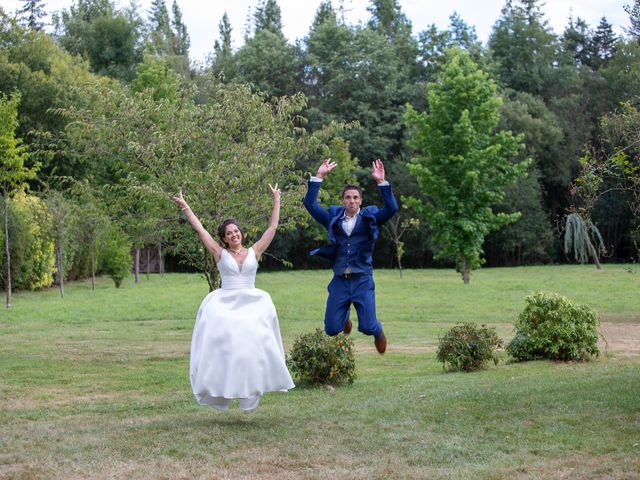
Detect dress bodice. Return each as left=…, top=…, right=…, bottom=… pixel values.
left=217, top=247, right=258, bottom=290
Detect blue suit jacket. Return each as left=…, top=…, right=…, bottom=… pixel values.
left=303, top=180, right=398, bottom=275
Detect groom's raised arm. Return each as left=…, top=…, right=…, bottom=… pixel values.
left=303, top=160, right=336, bottom=228
left=371, top=160, right=398, bottom=226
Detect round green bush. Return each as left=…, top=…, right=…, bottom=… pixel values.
left=436, top=323, right=503, bottom=372
left=507, top=292, right=600, bottom=361
left=287, top=329, right=356, bottom=386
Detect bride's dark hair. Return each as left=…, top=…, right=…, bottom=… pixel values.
left=217, top=219, right=245, bottom=246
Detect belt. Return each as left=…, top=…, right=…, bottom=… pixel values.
left=341, top=272, right=367, bottom=279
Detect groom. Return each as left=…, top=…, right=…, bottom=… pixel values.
left=304, top=159, right=398, bottom=353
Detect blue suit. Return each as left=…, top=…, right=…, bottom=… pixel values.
left=304, top=180, right=398, bottom=337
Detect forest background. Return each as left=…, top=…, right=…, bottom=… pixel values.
left=1, top=0, right=640, bottom=296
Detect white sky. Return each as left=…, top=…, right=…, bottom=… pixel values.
left=2, top=0, right=630, bottom=63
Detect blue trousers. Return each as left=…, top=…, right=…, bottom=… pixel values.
left=324, top=274, right=382, bottom=337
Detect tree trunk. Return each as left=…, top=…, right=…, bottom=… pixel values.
left=3, top=195, right=12, bottom=308
left=134, top=247, right=140, bottom=283
left=146, top=246, right=150, bottom=280
left=204, top=255, right=219, bottom=292
left=56, top=242, right=64, bottom=298
left=158, top=243, right=164, bottom=277
left=90, top=249, right=96, bottom=291
left=462, top=257, right=470, bottom=284
left=588, top=242, right=602, bottom=270
left=396, top=241, right=403, bottom=279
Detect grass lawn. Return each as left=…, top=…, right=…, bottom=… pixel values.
left=1, top=265, right=639, bottom=479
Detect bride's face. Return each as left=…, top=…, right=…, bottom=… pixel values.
left=224, top=224, right=243, bottom=248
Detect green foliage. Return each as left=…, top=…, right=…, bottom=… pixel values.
left=0, top=91, right=36, bottom=196
left=405, top=48, right=528, bottom=282
left=489, top=0, right=557, bottom=96
left=507, top=292, right=600, bottom=361
left=1, top=193, right=55, bottom=290
left=210, top=12, right=236, bottom=82
left=287, top=329, right=356, bottom=385
left=236, top=28, right=301, bottom=98
left=62, top=79, right=345, bottom=288
left=100, top=226, right=131, bottom=288
left=53, top=0, right=143, bottom=82
left=436, top=323, right=502, bottom=372
left=131, top=56, right=180, bottom=102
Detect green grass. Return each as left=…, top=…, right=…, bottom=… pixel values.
left=1, top=265, right=639, bottom=479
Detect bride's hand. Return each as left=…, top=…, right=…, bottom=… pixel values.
left=173, top=190, right=189, bottom=210
left=269, top=183, right=281, bottom=202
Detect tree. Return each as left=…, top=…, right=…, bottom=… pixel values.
left=147, top=0, right=174, bottom=56
left=404, top=49, right=528, bottom=283
left=416, top=13, right=485, bottom=88
left=53, top=0, right=143, bottom=82
left=253, top=0, right=283, bottom=35
left=17, top=0, right=47, bottom=31
left=43, top=188, right=74, bottom=297
left=571, top=102, right=640, bottom=259
left=0, top=92, right=39, bottom=307
left=63, top=80, right=344, bottom=289
left=563, top=212, right=605, bottom=268
left=483, top=91, right=560, bottom=265
left=210, top=12, right=236, bottom=81
left=592, top=17, right=617, bottom=69
left=236, top=1, right=301, bottom=98
left=561, top=15, right=593, bottom=67
left=170, top=0, right=189, bottom=56
left=489, top=0, right=557, bottom=97
left=625, top=0, right=640, bottom=43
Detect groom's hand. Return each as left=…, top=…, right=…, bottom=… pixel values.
left=371, top=159, right=386, bottom=184
left=316, top=159, right=337, bottom=179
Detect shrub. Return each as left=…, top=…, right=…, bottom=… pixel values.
left=100, top=228, right=132, bottom=288
left=0, top=192, right=55, bottom=291
left=507, top=292, right=599, bottom=361
left=287, top=329, right=356, bottom=386
left=436, top=323, right=503, bottom=372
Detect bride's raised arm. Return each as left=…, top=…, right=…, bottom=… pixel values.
left=252, top=184, right=280, bottom=260
left=173, top=191, right=223, bottom=262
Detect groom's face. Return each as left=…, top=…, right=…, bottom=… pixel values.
left=342, top=189, right=362, bottom=217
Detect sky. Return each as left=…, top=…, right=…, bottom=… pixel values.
left=2, top=0, right=631, bottom=63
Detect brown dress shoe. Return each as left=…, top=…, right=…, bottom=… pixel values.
left=343, top=317, right=352, bottom=335
left=374, top=331, right=387, bottom=354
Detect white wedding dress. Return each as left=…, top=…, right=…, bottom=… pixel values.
left=190, top=247, right=294, bottom=411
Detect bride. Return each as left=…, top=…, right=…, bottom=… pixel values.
left=173, top=184, right=294, bottom=411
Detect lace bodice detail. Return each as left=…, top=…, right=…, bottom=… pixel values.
left=217, top=247, right=258, bottom=290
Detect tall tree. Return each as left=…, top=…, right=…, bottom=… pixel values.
left=253, top=0, right=282, bottom=35
left=53, top=0, right=143, bottom=81
left=0, top=92, right=39, bottom=307
left=591, top=17, right=617, bottom=69
left=147, top=0, right=174, bottom=56
left=43, top=189, right=73, bottom=298
left=367, top=0, right=409, bottom=40
left=417, top=12, right=485, bottom=84
left=236, top=4, right=300, bottom=98
left=303, top=2, right=419, bottom=164
left=170, top=0, right=189, bottom=56
left=404, top=49, right=528, bottom=283
left=489, top=0, right=557, bottom=97
left=17, top=0, right=47, bottom=31
left=625, top=0, right=640, bottom=43
left=561, top=15, right=593, bottom=67
left=210, top=12, right=236, bottom=81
